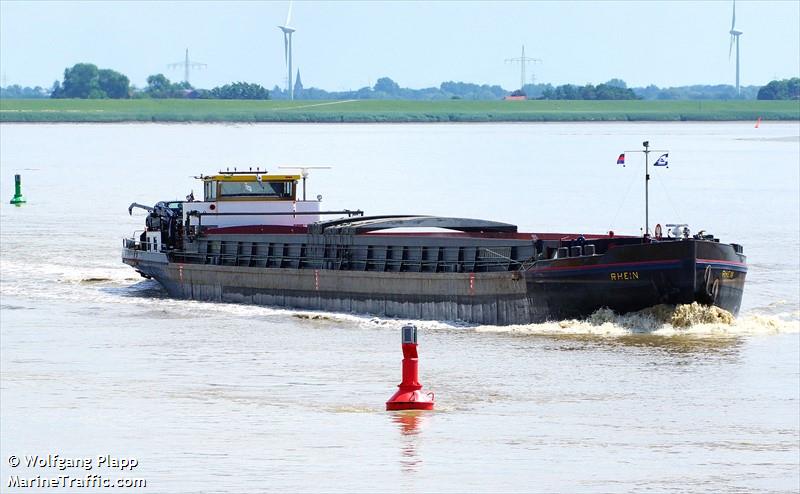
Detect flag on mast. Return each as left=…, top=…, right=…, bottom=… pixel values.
left=653, top=153, right=669, bottom=167
left=616, top=153, right=625, bottom=166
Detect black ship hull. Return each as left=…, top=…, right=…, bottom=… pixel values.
left=526, top=239, right=745, bottom=322
left=123, top=236, right=745, bottom=326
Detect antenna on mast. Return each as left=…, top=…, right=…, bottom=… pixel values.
left=623, top=141, right=669, bottom=235
left=278, top=166, right=332, bottom=201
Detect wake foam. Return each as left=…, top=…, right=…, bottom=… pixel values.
left=475, top=303, right=799, bottom=337
left=0, top=258, right=135, bottom=286
left=589, top=303, right=735, bottom=328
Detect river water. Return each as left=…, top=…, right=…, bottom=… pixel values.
left=1, top=122, right=798, bottom=493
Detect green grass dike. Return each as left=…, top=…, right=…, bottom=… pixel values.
left=1, top=98, right=798, bottom=123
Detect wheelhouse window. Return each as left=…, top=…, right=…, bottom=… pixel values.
left=219, top=181, right=293, bottom=199
left=204, top=181, right=218, bottom=201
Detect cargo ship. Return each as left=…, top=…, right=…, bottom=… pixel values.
left=122, top=150, right=746, bottom=325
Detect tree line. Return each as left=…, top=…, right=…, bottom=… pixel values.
left=756, top=78, right=800, bottom=100
left=273, top=76, right=769, bottom=101
left=634, top=84, right=761, bottom=100
left=140, top=74, right=269, bottom=100
left=279, top=75, right=507, bottom=101
left=278, top=76, right=635, bottom=101
left=0, top=85, right=49, bottom=99
left=2, top=62, right=797, bottom=101
left=50, top=63, right=130, bottom=99
left=43, top=63, right=270, bottom=100
left=540, top=81, right=637, bottom=100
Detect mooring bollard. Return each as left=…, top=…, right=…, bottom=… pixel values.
left=9, top=174, right=26, bottom=205
left=386, top=324, right=434, bottom=411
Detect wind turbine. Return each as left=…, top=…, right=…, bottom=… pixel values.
left=729, top=0, right=743, bottom=96
left=278, top=1, right=296, bottom=100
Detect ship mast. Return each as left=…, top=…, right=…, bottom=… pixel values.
left=278, top=166, right=332, bottom=201
left=624, top=141, right=668, bottom=235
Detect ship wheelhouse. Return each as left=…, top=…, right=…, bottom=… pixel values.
left=188, top=170, right=320, bottom=229
left=203, top=174, right=296, bottom=202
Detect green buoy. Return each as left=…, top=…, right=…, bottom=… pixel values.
left=9, top=174, right=26, bottom=205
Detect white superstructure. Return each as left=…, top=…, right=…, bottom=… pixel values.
left=185, top=171, right=320, bottom=229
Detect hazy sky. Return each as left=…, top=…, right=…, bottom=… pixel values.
left=1, top=1, right=798, bottom=91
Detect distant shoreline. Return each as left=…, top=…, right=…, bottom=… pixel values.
left=1, top=99, right=798, bottom=123
left=3, top=120, right=800, bottom=127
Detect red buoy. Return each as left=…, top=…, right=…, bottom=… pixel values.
left=386, top=324, right=434, bottom=411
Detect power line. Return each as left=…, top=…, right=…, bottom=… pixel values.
left=168, top=48, right=207, bottom=85
left=505, top=45, right=541, bottom=92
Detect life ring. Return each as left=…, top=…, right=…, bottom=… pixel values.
left=654, top=223, right=663, bottom=241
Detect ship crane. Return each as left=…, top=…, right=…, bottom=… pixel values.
left=278, top=166, right=332, bottom=201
